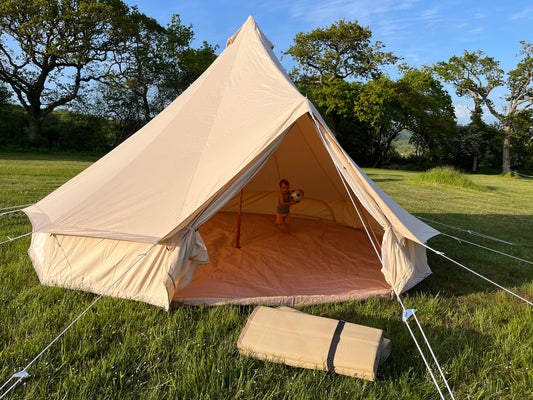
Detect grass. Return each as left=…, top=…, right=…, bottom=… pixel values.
left=419, top=166, right=490, bottom=192
left=1, top=154, right=532, bottom=399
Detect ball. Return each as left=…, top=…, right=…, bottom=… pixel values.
left=290, top=189, right=303, bottom=203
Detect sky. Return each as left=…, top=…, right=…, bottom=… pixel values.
left=126, top=0, right=532, bottom=124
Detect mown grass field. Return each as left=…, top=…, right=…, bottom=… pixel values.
left=1, top=154, right=532, bottom=399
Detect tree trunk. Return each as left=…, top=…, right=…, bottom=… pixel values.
left=142, top=91, right=151, bottom=124
left=28, top=117, right=42, bottom=143
left=472, top=154, right=478, bottom=172
left=502, top=125, right=512, bottom=174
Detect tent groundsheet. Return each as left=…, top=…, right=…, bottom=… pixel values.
left=237, top=306, right=391, bottom=380
left=172, top=212, right=392, bottom=306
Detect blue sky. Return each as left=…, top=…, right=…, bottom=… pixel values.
left=127, top=0, right=532, bottom=124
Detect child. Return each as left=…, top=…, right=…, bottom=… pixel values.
left=276, top=179, right=297, bottom=233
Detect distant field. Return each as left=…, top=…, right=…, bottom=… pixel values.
left=0, top=154, right=531, bottom=399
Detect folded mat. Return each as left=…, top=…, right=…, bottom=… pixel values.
left=237, top=306, right=391, bottom=380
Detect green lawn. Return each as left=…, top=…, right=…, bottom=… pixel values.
left=1, top=154, right=532, bottom=399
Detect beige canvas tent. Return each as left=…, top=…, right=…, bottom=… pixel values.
left=23, top=16, right=439, bottom=310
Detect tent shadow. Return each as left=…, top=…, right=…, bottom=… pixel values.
left=369, top=314, right=492, bottom=383
left=365, top=175, right=404, bottom=183
left=0, top=154, right=99, bottom=162
left=261, top=306, right=492, bottom=383
left=413, top=213, right=533, bottom=299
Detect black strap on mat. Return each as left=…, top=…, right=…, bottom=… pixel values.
left=326, top=320, right=345, bottom=372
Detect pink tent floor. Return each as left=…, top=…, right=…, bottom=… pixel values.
left=172, top=212, right=392, bottom=306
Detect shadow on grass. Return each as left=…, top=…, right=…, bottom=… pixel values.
left=365, top=173, right=405, bottom=183
left=0, top=152, right=101, bottom=162
left=360, top=314, right=489, bottom=383
left=368, top=177, right=404, bottom=183
left=413, top=213, right=533, bottom=299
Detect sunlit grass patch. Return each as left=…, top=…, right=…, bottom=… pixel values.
left=419, top=166, right=489, bottom=191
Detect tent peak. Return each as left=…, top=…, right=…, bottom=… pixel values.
left=226, top=16, right=274, bottom=50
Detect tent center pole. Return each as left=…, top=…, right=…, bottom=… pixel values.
left=235, top=189, right=243, bottom=248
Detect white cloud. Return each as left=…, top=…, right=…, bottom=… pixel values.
left=510, top=6, right=533, bottom=20
left=419, top=7, right=440, bottom=20
left=467, top=27, right=484, bottom=35
left=454, top=102, right=501, bottom=126
left=286, top=0, right=420, bottom=26
left=454, top=103, right=472, bottom=125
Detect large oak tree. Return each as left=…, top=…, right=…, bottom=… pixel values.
left=0, top=0, right=129, bottom=142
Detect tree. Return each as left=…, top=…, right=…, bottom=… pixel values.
left=450, top=104, right=504, bottom=172
left=0, top=83, right=28, bottom=147
left=507, top=108, right=533, bottom=170
left=110, top=12, right=218, bottom=118
left=349, top=67, right=455, bottom=167
left=285, top=19, right=399, bottom=133
left=0, top=0, right=129, bottom=142
left=452, top=124, right=489, bottom=172
left=351, top=76, right=407, bottom=166
left=104, top=12, right=217, bottom=124
left=91, top=13, right=217, bottom=145
left=159, top=15, right=217, bottom=102
left=433, top=42, right=533, bottom=174
left=398, top=67, right=456, bottom=166
left=108, top=8, right=168, bottom=124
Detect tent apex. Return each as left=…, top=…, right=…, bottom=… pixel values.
left=226, top=16, right=274, bottom=50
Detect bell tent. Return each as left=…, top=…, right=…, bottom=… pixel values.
left=23, top=16, right=439, bottom=310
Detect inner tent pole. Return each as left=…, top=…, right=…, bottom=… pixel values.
left=235, top=189, right=243, bottom=248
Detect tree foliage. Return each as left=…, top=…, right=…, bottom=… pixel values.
left=108, top=8, right=169, bottom=124
left=90, top=13, right=217, bottom=144
left=286, top=19, right=399, bottom=83
left=286, top=20, right=463, bottom=167
left=349, top=67, right=456, bottom=167
left=0, top=81, right=9, bottom=106
left=104, top=12, right=217, bottom=127
left=0, top=0, right=131, bottom=141
left=351, top=76, right=407, bottom=166
left=285, top=19, right=399, bottom=133
left=433, top=42, right=533, bottom=173
left=398, top=67, right=456, bottom=165
left=160, top=15, right=218, bottom=100
left=0, top=1, right=217, bottom=146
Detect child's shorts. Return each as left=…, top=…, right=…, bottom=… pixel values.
left=275, top=213, right=290, bottom=225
